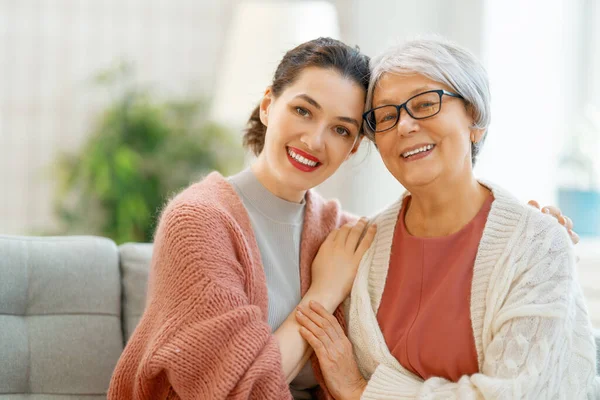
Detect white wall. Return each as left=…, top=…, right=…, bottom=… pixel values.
left=0, top=0, right=235, bottom=234
left=211, top=1, right=341, bottom=129
left=475, top=0, right=573, bottom=205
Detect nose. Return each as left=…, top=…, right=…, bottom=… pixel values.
left=301, top=124, right=326, bottom=151
left=396, top=106, right=419, bottom=137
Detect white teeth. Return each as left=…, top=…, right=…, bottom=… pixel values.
left=288, top=148, right=318, bottom=167
left=402, top=144, right=434, bottom=158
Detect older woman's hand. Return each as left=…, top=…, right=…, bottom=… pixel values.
left=296, top=301, right=366, bottom=400
left=528, top=200, right=579, bottom=244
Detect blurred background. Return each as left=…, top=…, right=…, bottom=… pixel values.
left=0, top=0, right=599, bottom=324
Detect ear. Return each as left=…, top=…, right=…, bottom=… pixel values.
left=465, top=104, right=483, bottom=140
left=259, top=87, right=273, bottom=126
left=346, top=135, right=364, bottom=159
left=470, top=127, right=485, bottom=143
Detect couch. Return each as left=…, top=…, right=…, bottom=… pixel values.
left=0, top=236, right=151, bottom=399
left=0, top=235, right=599, bottom=398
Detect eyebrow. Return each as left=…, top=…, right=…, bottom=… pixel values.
left=374, top=85, right=435, bottom=107
left=294, top=94, right=360, bottom=128
left=296, top=94, right=322, bottom=110
left=337, top=116, right=360, bottom=128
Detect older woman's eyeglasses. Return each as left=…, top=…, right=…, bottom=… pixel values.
left=363, top=89, right=464, bottom=133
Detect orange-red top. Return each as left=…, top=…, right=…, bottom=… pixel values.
left=377, top=194, right=493, bottom=382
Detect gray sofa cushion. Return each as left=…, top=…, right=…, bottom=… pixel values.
left=119, top=243, right=153, bottom=342
left=0, top=236, right=123, bottom=399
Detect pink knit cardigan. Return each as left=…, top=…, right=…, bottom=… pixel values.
left=108, top=172, right=353, bottom=399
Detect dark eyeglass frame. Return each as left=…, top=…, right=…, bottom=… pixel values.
left=362, top=89, right=464, bottom=133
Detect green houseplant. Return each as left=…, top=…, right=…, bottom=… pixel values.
left=53, top=63, right=243, bottom=244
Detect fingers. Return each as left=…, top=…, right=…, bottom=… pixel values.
left=345, top=217, right=368, bottom=251
left=296, top=307, right=324, bottom=333
left=562, top=215, right=574, bottom=231
left=354, top=223, right=377, bottom=260
left=569, top=229, right=580, bottom=245
left=335, top=223, right=353, bottom=247
left=296, top=301, right=347, bottom=353
left=309, top=301, right=346, bottom=339
left=299, top=325, right=325, bottom=354
left=540, top=205, right=562, bottom=221
left=296, top=306, right=335, bottom=349
left=538, top=204, right=579, bottom=243
left=530, top=201, right=565, bottom=224
left=558, top=215, right=577, bottom=244
left=325, top=227, right=339, bottom=244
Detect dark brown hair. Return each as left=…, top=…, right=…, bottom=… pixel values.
left=243, top=37, right=370, bottom=156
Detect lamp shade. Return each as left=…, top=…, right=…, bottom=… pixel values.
left=210, top=1, right=340, bottom=129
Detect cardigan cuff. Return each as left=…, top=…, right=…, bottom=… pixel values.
left=361, top=364, right=420, bottom=399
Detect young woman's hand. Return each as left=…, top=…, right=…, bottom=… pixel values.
left=528, top=200, right=579, bottom=244
left=309, top=218, right=376, bottom=309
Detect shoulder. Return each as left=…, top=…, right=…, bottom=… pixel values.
left=155, top=172, right=249, bottom=249
left=305, top=190, right=357, bottom=228
left=521, top=203, right=575, bottom=267
left=166, top=171, right=234, bottom=210
left=489, top=182, right=571, bottom=247
left=149, top=173, right=253, bottom=290
left=479, top=185, right=580, bottom=333
left=484, top=181, right=574, bottom=270
left=306, top=189, right=343, bottom=216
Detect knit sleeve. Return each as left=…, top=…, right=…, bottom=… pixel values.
left=361, top=222, right=598, bottom=400
left=108, top=199, right=292, bottom=400
left=151, top=277, right=291, bottom=399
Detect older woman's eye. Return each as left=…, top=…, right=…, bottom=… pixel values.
left=414, top=101, right=438, bottom=110
left=295, top=107, right=310, bottom=117
left=379, top=113, right=396, bottom=123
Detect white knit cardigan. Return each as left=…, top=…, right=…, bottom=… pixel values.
left=346, top=182, right=600, bottom=399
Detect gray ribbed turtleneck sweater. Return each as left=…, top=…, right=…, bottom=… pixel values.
left=229, top=168, right=316, bottom=399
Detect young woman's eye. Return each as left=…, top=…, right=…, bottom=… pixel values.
left=335, top=126, right=350, bottom=136
left=295, top=107, right=310, bottom=117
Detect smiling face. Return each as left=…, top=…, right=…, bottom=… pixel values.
left=371, top=72, right=484, bottom=190
left=253, top=67, right=366, bottom=202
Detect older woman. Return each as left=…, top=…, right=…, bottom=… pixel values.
left=295, top=37, right=599, bottom=399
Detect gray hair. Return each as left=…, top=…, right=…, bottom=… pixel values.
left=365, top=36, right=491, bottom=166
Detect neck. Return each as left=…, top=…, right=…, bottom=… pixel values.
left=404, top=171, right=490, bottom=237
left=251, top=161, right=306, bottom=203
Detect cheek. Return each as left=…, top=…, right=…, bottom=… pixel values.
left=270, top=109, right=293, bottom=130
left=268, top=123, right=294, bottom=149
left=378, top=149, right=398, bottom=170
left=449, top=130, right=472, bottom=152
left=263, top=128, right=279, bottom=151
left=434, top=122, right=470, bottom=150
left=375, top=136, right=396, bottom=160
left=326, top=142, right=352, bottom=165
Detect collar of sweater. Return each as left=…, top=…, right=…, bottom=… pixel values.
left=229, top=168, right=306, bottom=225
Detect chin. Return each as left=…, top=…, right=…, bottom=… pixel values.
left=397, top=171, right=439, bottom=189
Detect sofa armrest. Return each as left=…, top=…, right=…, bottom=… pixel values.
left=118, top=242, right=153, bottom=343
